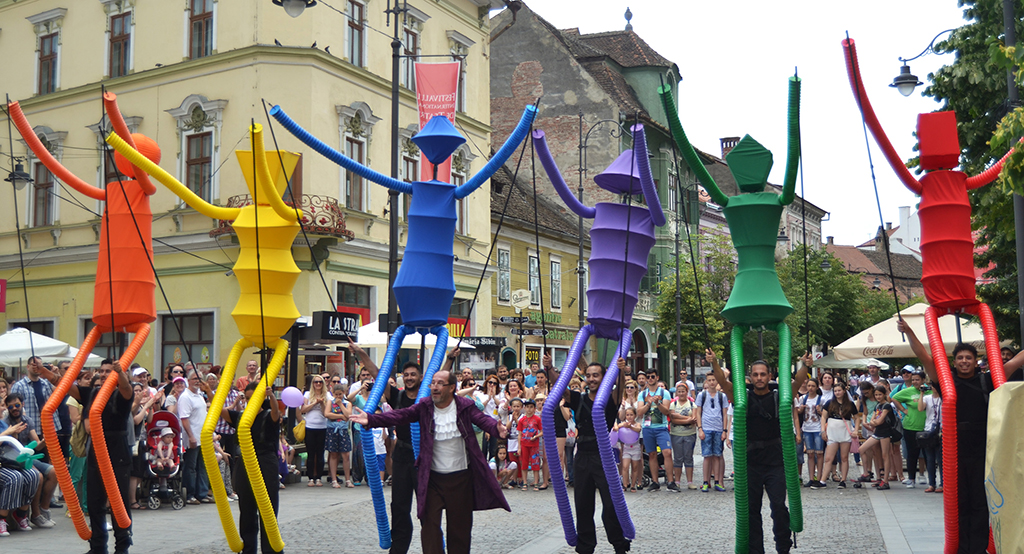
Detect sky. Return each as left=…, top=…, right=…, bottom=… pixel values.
left=498, top=0, right=972, bottom=246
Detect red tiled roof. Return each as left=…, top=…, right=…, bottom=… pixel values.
left=572, top=30, right=675, bottom=68
left=856, top=227, right=898, bottom=248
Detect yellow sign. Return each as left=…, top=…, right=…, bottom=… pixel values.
left=173, top=347, right=182, bottom=363
left=202, top=347, right=210, bottom=363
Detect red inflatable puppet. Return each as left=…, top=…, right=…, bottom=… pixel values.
left=7, top=93, right=159, bottom=542
left=843, top=38, right=1011, bottom=554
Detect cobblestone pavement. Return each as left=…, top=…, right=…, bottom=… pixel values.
left=16, top=451, right=933, bottom=553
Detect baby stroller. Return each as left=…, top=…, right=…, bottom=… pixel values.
left=140, top=410, right=185, bottom=510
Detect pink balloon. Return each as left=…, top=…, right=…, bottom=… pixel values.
left=281, top=386, right=305, bottom=408
left=618, top=427, right=639, bottom=445
left=608, top=429, right=619, bottom=446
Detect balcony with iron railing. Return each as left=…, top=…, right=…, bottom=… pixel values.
left=210, top=194, right=355, bottom=240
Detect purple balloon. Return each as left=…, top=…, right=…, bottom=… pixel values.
left=281, top=386, right=304, bottom=408
left=608, top=429, right=619, bottom=446
left=618, top=427, right=639, bottom=445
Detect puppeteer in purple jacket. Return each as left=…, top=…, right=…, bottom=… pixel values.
left=363, top=394, right=510, bottom=520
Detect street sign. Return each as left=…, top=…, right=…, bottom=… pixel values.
left=509, top=328, right=549, bottom=336
left=498, top=316, right=529, bottom=324
left=510, top=289, right=531, bottom=310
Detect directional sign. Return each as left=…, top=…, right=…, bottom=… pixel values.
left=509, top=328, right=550, bottom=336
left=498, top=316, right=529, bottom=324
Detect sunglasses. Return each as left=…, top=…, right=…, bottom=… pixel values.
left=331, top=379, right=340, bottom=383
left=626, top=386, right=636, bottom=390
left=7, top=403, right=22, bottom=409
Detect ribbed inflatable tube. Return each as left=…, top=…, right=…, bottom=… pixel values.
left=730, top=326, right=750, bottom=553
left=774, top=323, right=802, bottom=532
left=590, top=329, right=635, bottom=540
left=410, top=325, right=450, bottom=459
left=924, top=307, right=959, bottom=554
left=201, top=339, right=251, bottom=552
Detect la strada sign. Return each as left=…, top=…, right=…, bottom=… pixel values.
left=312, top=311, right=360, bottom=341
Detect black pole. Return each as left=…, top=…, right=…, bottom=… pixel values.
left=577, top=113, right=587, bottom=359
left=674, top=175, right=682, bottom=385
left=386, top=2, right=406, bottom=337
left=287, top=323, right=301, bottom=434
left=1003, top=0, right=1024, bottom=339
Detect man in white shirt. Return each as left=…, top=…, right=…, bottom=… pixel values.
left=178, top=370, right=212, bottom=504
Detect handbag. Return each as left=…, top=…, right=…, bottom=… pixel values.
left=916, top=427, right=939, bottom=448
left=70, top=420, right=88, bottom=458
left=293, top=420, right=306, bottom=443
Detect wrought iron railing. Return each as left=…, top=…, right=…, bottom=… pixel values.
left=210, top=194, right=354, bottom=240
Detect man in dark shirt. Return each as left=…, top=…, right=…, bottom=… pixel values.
left=349, top=342, right=427, bottom=554
left=70, top=359, right=133, bottom=554
left=709, top=350, right=808, bottom=554
left=898, top=320, right=1024, bottom=554
left=566, top=359, right=627, bottom=554
left=222, top=382, right=281, bottom=554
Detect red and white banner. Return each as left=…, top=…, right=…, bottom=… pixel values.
left=414, top=61, right=461, bottom=182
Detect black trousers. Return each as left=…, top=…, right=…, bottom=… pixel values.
left=389, top=443, right=417, bottom=554
left=747, top=462, right=792, bottom=554
left=233, top=453, right=282, bottom=554
left=221, top=432, right=239, bottom=459
left=305, top=428, right=326, bottom=481
left=87, top=458, right=132, bottom=554
left=422, top=470, right=473, bottom=554
left=958, top=456, right=989, bottom=554
left=903, top=430, right=922, bottom=480
left=573, top=450, right=629, bottom=554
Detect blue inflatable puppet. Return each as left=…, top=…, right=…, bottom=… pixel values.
left=270, top=104, right=536, bottom=548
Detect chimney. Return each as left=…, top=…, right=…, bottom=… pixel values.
left=827, top=236, right=834, bottom=245
left=720, top=137, right=740, bottom=158
left=886, top=222, right=893, bottom=230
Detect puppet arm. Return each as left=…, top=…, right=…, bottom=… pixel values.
left=106, top=132, right=240, bottom=221
left=102, top=92, right=157, bottom=196
left=456, top=105, right=538, bottom=199
left=269, top=105, right=411, bottom=194
left=532, top=129, right=596, bottom=218
left=658, top=86, right=730, bottom=206
left=7, top=101, right=105, bottom=200
left=842, top=38, right=922, bottom=195
left=780, top=76, right=801, bottom=206
left=251, top=123, right=302, bottom=223
left=965, top=138, right=1024, bottom=189
left=631, top=124, right=666, bottom=226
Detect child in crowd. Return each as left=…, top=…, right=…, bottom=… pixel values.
left=614, top=406, right=643, bottom=492
left=695, top=373, right=729, bottom=492
left=535, top=395, right=551, bottom=489
left=154, top=427, right=177, bottom=471
left=212, top=433, right=237, bottom=501
left=489, top=445, right=519, bottom=489
left=371, top=409, right=388, bottom=485
left=501, top=397, right=524, bottom=487
left=517, top=399, right=543, bottom=491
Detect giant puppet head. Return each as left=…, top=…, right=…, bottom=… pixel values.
left=725, top=135, right=773, bottom=194
left=917, top=111, right=960, bottom=171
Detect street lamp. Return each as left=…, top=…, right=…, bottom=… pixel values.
left=273, top=0, right=316, bottom=18
left=819, top=259, right=831, bottom=271
left=5, top=160, right=33, bottom=190
left=889, top=29, right=953, bottom=97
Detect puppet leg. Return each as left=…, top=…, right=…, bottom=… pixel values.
left=202, top=337, right=252, bottom=553
left=543, top=324, right=594, bottom=546
left=88, top=322, right=150, bottom=530
left=730, top=325, right=750, bottom=554
left=410, top=325, right=450, bottom=459
left=361, top=324, right=410, bottom=550
left=591, top=327, right=635, bottom=540
left=924, top=307, right=959, bottom=554
left=774, top=322, right=803, bottom=533
left=42, top=325, right=102, bottom=540
left=237, top=338, right=289, bottom=553
left=973, top=303, right=1007, bottom=388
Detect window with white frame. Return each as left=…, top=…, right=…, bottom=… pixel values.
left=666, top=165, right=679, bottom=213
left=188, top=0, right=215, bottom=60
left=167, top=95, right=227, bottom=204
left=400, top=6, right=429, bottom=90
left=21, top=126, right=65, bottom=228
left=346, top=0, right=366, bottom=67
left=446, top=31, right=474, bottom=113
left=550, top=257, right=562, bottom=310
left=497, top=246, right=510, bottom=303
left=400, top=134, right=419, bottom=219
left=161, top=312, right=215, bottom=367
left=27, top=8, right=67, bottom=95
left=451, top=146, right=475, bottom=234
left=101, top=0, right=134, bottom=78
left=33, top=162, right=54, bottom=227
left=337, top=102, right=381, bottom=212
left=528, top=253, right=540, bottom=306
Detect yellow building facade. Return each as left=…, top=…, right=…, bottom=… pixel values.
left=0, top=0, right=500, bottom=378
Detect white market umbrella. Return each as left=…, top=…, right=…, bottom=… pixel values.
left=812, top=352, right=889, bottom=370
left=355, top=320, right=473, bottom=350
left=0, top=327, right=103, bottom=367
left=832, top=303, right=993, bottom=361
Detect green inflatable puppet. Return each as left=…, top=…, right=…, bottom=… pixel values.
left=659, top=77, right=804, bottom=553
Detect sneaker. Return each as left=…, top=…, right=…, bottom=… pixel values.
left=227, top=493, right=239, bottom=501
left=701, top=482, right=710, bottom=492
left=901, top=478, right=914, bottom=486
left=857, top=473, right=874, bottom=483
left=714, top=483, right=726, bottom=492
left=917, top=475, right=928, bottom=485
left=905, top=481, right=915, bottom=489
left=803, top=479, right=815, bottom=488
left=647, top=481, right=660, bottom=492
left=809, top=480, right=822, bottom=490
left=30, top=515, right=54, bottom=529
left=688, top=482, right=698, bottom=490
left=40, top=509, right=52, bottom=523
left=13, top=513, right=31, bottom=532
left=838, top=480, right=847, bottom=489
left=667, top=482, right=680, bottom=492
left=186, top=497, right=201, bottom=505
left=0, top=519, right=9, bottom=537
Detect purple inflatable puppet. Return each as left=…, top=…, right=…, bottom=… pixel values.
left=533, top=124, right=665, bottom=547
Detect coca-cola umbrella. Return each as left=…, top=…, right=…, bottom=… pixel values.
left=832, top=303, right=992, bottom=361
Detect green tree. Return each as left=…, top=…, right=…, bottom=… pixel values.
left=924, top=0, right=1024, bottom=341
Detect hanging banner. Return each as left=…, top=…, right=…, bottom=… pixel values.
left=414, top=61, right=461, bottom=183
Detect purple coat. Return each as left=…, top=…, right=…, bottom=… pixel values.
left=364, top=395, right=510, bottom=519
